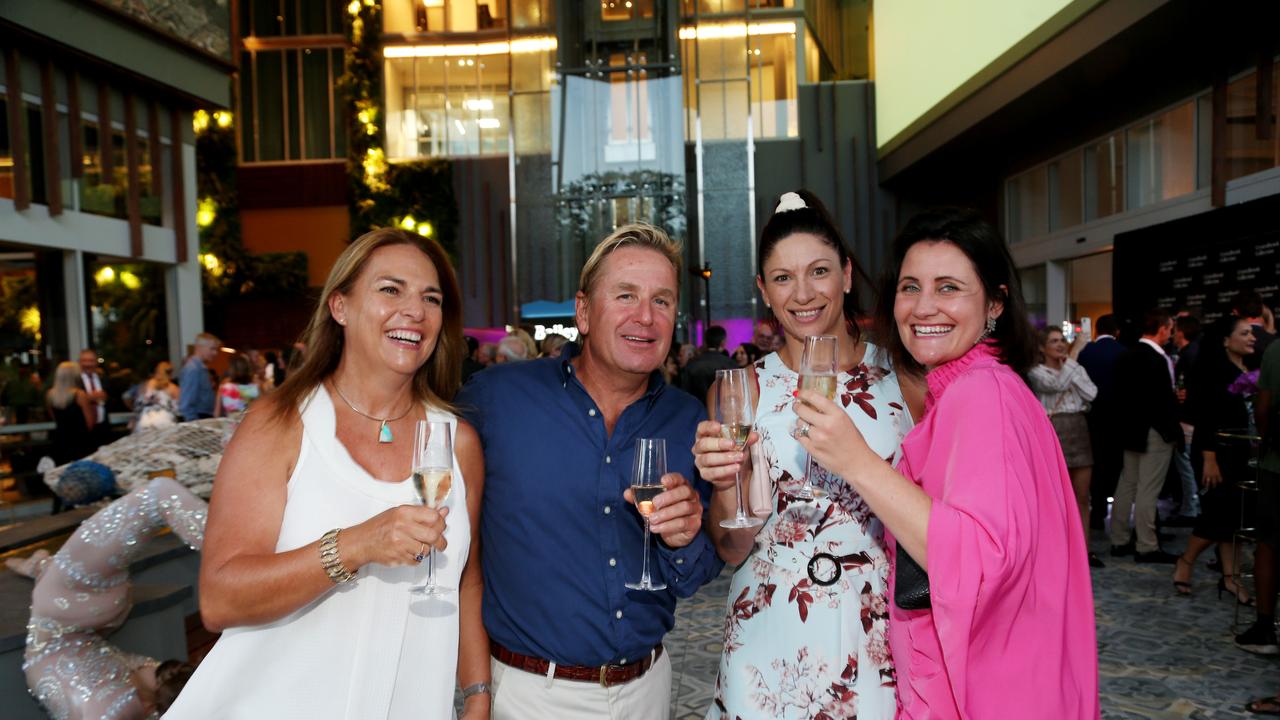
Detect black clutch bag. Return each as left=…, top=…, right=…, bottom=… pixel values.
left=894, top=549, right=931, bottom=610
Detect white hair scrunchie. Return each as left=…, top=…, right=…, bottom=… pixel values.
left=774, top=191, right=807, bottom=214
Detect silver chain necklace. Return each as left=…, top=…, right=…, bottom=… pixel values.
left=332, top=382, right=414, bottom=444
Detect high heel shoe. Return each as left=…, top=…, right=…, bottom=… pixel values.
left=1173, top=556, right=1193, bottom=596
left=1219, top=574, right=1255, bottom=606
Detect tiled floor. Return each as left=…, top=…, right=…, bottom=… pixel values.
left=666, top=527, right=1280, bottom=719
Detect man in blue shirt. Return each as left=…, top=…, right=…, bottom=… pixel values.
left=457, top=224, right=723, bottom=718
left=178, top=333, right=221, bottom=421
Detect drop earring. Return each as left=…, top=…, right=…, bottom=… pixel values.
left=975, top=316, right=997, bottom=344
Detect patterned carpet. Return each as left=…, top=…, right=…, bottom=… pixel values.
left=665, top=526, right=1280, bottom=719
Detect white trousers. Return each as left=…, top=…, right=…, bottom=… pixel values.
left=490, top=650, right=672, bottom=720
left=1111, top=429, right=1175, bottom=553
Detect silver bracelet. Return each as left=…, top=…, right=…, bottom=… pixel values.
left=461, top=682, right=491, bottom=700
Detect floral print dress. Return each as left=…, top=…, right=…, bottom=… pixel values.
left=708, top=345, right=912, bottom=720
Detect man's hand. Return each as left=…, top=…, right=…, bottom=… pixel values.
left=625, top=473, right=703, bottom=548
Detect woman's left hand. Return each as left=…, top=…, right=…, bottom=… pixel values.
left=792, top=390, right=876, bottom=480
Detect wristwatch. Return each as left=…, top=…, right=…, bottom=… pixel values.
left=461, top=682, right=491, bottom=701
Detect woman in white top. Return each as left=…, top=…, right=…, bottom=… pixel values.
left=1028, top=325, right=1101, bottom=567
left=694, top=190, right=922, bottom=719
left=165, top=228, right=490, bottom=719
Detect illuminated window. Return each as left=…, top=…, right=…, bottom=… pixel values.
left=385, top=54, right=512, bottom=158
left=601, top=0, right=654, bottom=22
left=1126, top=101, right=1196, bottom=210
left=1224, top=62, right=1280, bottom=184
left=384, top=0, right=510, bottom=33
left=681, top=19, right=798, bottom=140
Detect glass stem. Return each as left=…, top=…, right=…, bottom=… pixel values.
left=427, top=547, right=437, bottom=588
left=733, top=467, right=747, bottom=522
left=802, top=452, right=814, bottom=493
left=640, top=521, right=653, bottom=583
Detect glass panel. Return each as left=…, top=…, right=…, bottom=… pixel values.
left=24, top=104, right=46, bottom=206
left=750, top=32, right=797, bottom=138
left=1006, top=166, right=1048, bottom=244
left=302, top=48, right=332, bottom=159
left=1068, top=252, right=1113, bottom=322
left=1125, top=101, right=1194, bottom=209
left=0, top=97, right=13, bottom=200
left=298, top=0, right=330, bottom=34
left=332, top=49, right=348, bottom=159
left=386, top=50, right=518, bottom=159
left=1048, top=150, right=1083, bottom=231
left=1021, top=263, right=1047, bottom=328
left=256, top=51, right=286, bottom=161
left=1084, top=134, right=1124, bottom=221
left=513, top=0, right=553, bottom=28
left=602, top=0, right=655, bottom=22
left=86, top=258, right=169, bottom=383
left=239, top=51, right=257, bottom=162
left=1224, top=64, right=1280, bottom=184
left=80, top=121, right=117, bottom=217
left=137, top=132, right=160, bottom=226
left=450, top=0, right=478, bottom=31
left=477, top=0, right=506, bottom=28
left=1196, top=93, right=1212, bottom=189
left=286, top=50, right=301, bottom=160
left=251, top=0, right=283, bottom=37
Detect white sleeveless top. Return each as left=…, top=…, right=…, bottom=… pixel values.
left=165, top=387, right=470, bottom=719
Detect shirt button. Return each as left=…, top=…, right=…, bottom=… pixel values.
left=604, top=506, right=611, bottom=514
left=615, top=610, right=623, bottom=619
left=676, top=558, right=684, bottom=565
left=589, top=408, right=597, bottom=417
left=620, top=657, right=627, bottom=664
left=609, top=557, right=617, bottom=567
left=605, top=455, right=611, bottom=464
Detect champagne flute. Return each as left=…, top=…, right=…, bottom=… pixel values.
left=625, top=438, right=668, bottom=592
left=792, top=335, right=838, bottom=501
left=410, top=419, right=454, bottom=595
left=717, top=368, right=764, bottom=529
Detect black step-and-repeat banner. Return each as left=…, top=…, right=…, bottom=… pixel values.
left=1113, top=193, right=1280, bottom=324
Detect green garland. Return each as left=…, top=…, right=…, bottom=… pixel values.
left=340, top=1, right=457, bottom=255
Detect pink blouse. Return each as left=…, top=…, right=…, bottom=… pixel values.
left=888, top=343, right=1099, bottom=719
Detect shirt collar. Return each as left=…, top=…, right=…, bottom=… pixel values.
left=556, top=341, right=666, bottom=403
left=924, top=341, right=1001, bottom=411
left=1138, top=337, right=1168, bottom=357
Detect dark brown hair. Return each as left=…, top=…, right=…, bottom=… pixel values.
left=226, top=354, right=253, bottom=385
left=268, top=227, right=464, bottom=423
left=876, top=207, right=1038, bottom=377
left=153, top=660, right=195, bottom=713
left=757, top=190, right=871, bottom=343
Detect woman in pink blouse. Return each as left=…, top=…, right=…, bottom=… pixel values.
left=793, top=208, right=1099, bottom=718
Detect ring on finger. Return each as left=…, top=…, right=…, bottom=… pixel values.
left=414, top=543, right=426, bottom=562
left=797, top=422, right=810, bottom=438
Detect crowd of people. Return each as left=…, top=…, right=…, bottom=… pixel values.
left=13, top=187, right=1280, bottom=718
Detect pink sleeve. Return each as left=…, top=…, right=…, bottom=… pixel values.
left=922, top=372, right=1036, bottom=708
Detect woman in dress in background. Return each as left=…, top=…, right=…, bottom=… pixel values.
left=214, top=354, right=261, bottom=418
left=1029, top=326, right=1102, bottom=567
left=46, top=362, right=96, bottom=465
left=7, top=476, right=206, bottom=718
left=694, top=190, right=918, bottom=719
left=1172, top=316, right=1256, bottom=602
left=134, top=360, right=181, bottom=432
left=793, top=207, right=1098, bottom=718
left=166, top=228, right=490, bottom=719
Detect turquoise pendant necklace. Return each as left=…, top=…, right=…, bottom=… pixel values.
left=332, top=382, right=413, bottom=444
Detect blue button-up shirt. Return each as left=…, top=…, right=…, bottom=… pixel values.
left=456, top=343, right=723, bottom=667
left=178, top=356, right=214, bottom=421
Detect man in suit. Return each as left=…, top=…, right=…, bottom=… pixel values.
left=1109, top=308, right=1180, bottom=563
left=77, top=349, right=110, bottom=448
left=1078, top=314, right=1126, bottom=530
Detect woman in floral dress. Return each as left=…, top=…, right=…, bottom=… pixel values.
left=694, top=191, right=919, bottom=719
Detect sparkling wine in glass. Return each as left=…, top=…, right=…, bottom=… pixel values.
left=718, top=368, right=764, bottom=529
left=411, top=419, right=454, bottom=595
left=625, top=438, right=668, bottom=592
left=793, top=335, right=838, bottom=501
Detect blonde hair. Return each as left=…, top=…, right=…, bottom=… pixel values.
left=268, top=227, right=464, bottom=424
left=48, top=362, right=80, bottom=409
left=577, top=223, right=683, bottom=296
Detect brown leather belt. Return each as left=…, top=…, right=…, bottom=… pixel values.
left=490, top=640, right=663, bottom=687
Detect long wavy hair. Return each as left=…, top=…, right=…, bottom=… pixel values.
left=267, top=228, right=464, bottom=424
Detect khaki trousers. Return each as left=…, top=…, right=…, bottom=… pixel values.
left=1110, top=429, right=1175, bottom=553
left=490, top=649, right=672, bottom=720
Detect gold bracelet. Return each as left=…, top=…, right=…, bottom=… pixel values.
left=319, top=528, right=355, bottom=584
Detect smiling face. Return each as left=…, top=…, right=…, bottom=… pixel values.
left=1043, top=329, right=1068, bottom=362
left=757, top=232, right=853, bottom=345
left=329, top=243, right=444, bottom=379
left=575, top=245, right=677, bottom=378
left=1226, top=318, right=1256, bottom=358
left=893, top=240, right=1002, bottom=369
